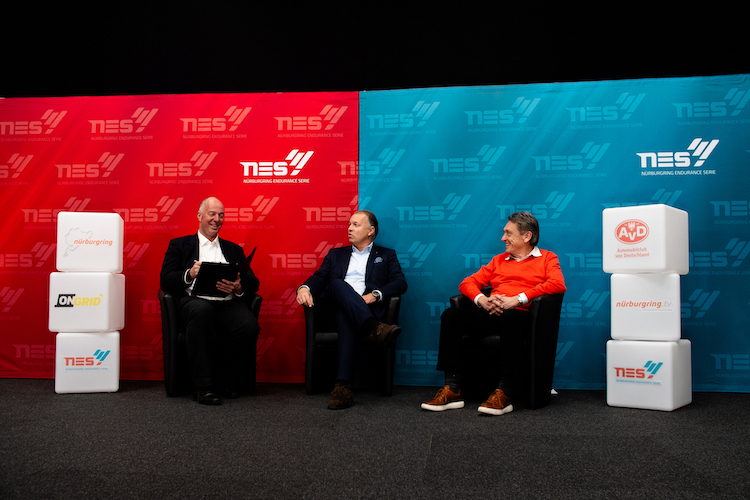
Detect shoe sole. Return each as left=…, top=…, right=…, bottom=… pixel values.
left=477, top=404, right=513, bottom=415
left=420, top=401, right=465, bottom=411
left=327, top=402, right=352, bottom=410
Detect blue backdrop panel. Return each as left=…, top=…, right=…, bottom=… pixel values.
left=359, top=74, right=750, bottom=392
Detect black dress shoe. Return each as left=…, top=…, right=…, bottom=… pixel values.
left=194, top=389, right=222, bottom=406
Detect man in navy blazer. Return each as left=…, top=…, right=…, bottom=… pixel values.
left=160, top=197, right=260, bottom=405
left=297, top=210, right=407, bottom=409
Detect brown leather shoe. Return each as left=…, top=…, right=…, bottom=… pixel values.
left=421, top=385, right=464, bottom=411
left=327, top=382, right=353, bottom=410
left=478, top=389, right=513, bottom=415
left=371, top=322, right=401, bottom=347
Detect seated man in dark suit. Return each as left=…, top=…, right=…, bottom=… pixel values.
left=160, top=196, right=260, bottom=406
left=296, top=210, right=407, bottom=410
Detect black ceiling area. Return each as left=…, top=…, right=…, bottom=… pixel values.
left=3, top=5, right=748, bottom=98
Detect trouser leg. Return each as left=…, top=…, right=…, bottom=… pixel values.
left=326, top=279, right=378, bottom=382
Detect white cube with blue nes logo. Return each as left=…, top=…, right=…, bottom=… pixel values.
left=606, top=339, right=692, bottom=411
left=55, top=332, right=120, bottom=393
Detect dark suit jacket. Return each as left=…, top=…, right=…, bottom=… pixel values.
left=303, top=244, right=407, bottom=319
left=160, top=233, right=260, bottom=303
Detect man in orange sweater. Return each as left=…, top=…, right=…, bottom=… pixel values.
left=421, top=211, right=566, bottom=415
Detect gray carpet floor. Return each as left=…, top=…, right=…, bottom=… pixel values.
left=1, top=379, right=749, bottom=499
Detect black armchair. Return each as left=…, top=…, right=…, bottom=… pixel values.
left=158, top=289, right=262, bottom=397
left=304, top=295, right=402, bottom=396
left=452, top=292, right=564, bottom=409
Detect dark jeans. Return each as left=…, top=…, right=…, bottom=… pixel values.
left=436, top=305, right=527, bottom=395
left=179, top=296, right=260, bottom=390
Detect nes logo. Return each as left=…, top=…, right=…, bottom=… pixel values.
left=615, top=219, right=649, bottom=244
left=240, top=149, right=314, bottom=178
left=64, top=349, right=111, bottom=367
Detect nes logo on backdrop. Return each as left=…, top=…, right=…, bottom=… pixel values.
left=181, top=106, right=252, bottom=133
left=269, top=241, right=345, bottom=272
left=114, top=196, right=183, bottom=224
left=366, top=101, right=440, bottom=129
left=690, top=238, right=749, bottom=271
left=148, top=150, right=217, bottom=179
left=638, top=137, right=719, bottom=176
left=262, top=288, right=300, bottom=318
left=560, top=289, right=609, bottom=321
left=683, top=289, right=721, bottom=320
left=224, top=196, right=279, bottom=224
left=89, top=107, right=157, bottom=135
left=56, top=152, right=124, bottom=179
left=567, top=92, right=645, bottom=122
left=1, top=287, right=23, bottom=314
left=0, top=242, right=55, bottom=271
left=533, top=142, right=610, bottom=177
left=1, top=153, right=33, bottom=181
left=465, top=97, right=540, bottom=126
left=361, top=148, right=405, bottom=178
left=431, top=145, right=505, bottom=178
left=613, top=361, right=663, bottom=383
left=0, top=109, right=67, bottom=136
left=396, top=193, right=471, bottom=225
left=240, top=149, right=314, bottom=184
left=497, top=191, right=574, bottom=221
left=276, top=105, right=348, bottom=132
left=303, top=195, right=358, bottom=225
left=673, top=87, right=750, bottom=118
left=398, top=241, right=437, bottom=272
left=23, top=197, right=91, bottom=224
left=62, top=350, right=111, bottom=369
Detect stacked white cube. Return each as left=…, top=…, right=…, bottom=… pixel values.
left=602, top=204, right=692, bottom=411
left=49, top=212, right=125, bottom=394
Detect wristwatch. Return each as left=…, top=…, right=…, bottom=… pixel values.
left=372, top=290, right=382, bottom=301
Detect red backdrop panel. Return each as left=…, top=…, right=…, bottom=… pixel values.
left=0, top=92, right=359, bottom=382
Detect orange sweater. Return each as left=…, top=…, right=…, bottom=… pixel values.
left=459, top=249, right=566, bottom=310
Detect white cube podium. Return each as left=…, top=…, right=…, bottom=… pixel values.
left=55, top=332, right=120, bottom=394
left=602, top=204, right=689, bottom=274
left=49, top=272, right=125, bottom=333
left=56, top=211, right=124, bottom=273
left=611, top=273, right=682, bottom=341
left=606, top=339, right=692, bottom=411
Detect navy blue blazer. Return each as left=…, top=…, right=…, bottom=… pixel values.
left=160, top=234, right=260, bottom=301
left=303, top=244, right=407, bottom=319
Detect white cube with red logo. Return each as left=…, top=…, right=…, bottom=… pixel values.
left=49, top=272, right=125, bottom=333
left=610, top=273, right=682, bottom=341
left=55, top=332, right=120, bottom=394
left=55, top=211, right=124, bottom=273
left=606, top=339, right=692, bottom=411
left=602, top=204, right=689, bottom=274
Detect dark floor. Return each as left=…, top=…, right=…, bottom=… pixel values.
left=1, top=379, right=748, bottom=499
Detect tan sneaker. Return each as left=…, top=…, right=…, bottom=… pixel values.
left=421, top=385, right=465, bottom=411
left=478, top=389, right=513, bottom=415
